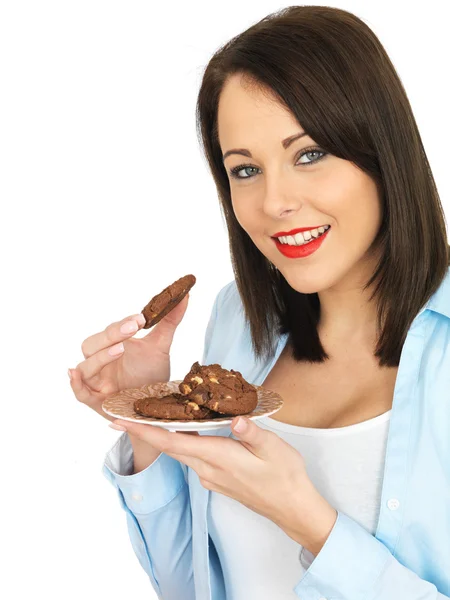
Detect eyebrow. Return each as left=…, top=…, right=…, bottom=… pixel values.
left=222, top=131, right=308, bottom=162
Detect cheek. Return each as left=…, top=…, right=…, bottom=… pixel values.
left=350, top=192, right=382, bottom=251
left=327, top=171, right=382, bottom=248
left=231, top=195, right=255, bottom=233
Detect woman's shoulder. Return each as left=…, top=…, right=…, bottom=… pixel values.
left=415, top=268, right=450, bottom=399
left=214, top=279, right=241, bottom=312
left=425, top=265, right=450, bottom=320
left=208, top=279, right=245, bottom=339
left=203, top=279, right=257, bottom=367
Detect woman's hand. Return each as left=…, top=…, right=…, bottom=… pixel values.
left=111, top=414, right=337, bottom=555
left=69, top=294, right=190, bottom=422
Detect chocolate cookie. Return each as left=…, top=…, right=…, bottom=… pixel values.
left=141, top=274, right=196, bottom=329
left=134, top=392, right=217, bottom=420
left=178, top=361, right=258, bottom=416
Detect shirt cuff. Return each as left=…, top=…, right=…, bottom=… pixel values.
left=102, top=432, right=186, bottom=515
left=294, top=511, right=391, bottom=599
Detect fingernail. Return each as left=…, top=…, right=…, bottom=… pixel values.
left=109, top=422, right=127, bottom=432
left=120, top=320, right=138, bottom=334
left=135, top=314, right=146, bottom=326
left=234, top=417, right=247, bottom=433
left=68, top=368, right=73, bottom=380
left=108, top=342, right=124, bottom=356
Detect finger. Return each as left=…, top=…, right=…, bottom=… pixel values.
left=144, top=294, right=189, bottom=349
left=113, top=420, right=213, bottom=459
left=81, top=313, right=146, bottom=359
left=70, top=368, right=115, bottom=420
left=164, top=452, right=208, bottom=474
left=231, top=416, right=278, bottom=460
left=77, top=339, right=128, bottom=382
left=69, top=367, right=97, bottom=405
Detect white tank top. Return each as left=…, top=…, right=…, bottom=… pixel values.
left=207, top=410, right=392, bottom=599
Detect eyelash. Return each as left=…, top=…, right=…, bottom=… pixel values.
left=229, top=146, right=328, bottom=180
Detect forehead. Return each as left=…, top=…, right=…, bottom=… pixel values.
left=217, top=74, right=299, bottom=147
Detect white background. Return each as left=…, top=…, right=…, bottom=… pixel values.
left=0, top=1, right=448, bottom=598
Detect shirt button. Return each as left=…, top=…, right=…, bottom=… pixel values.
left=131, top=492, right=143, bottom=502
left=387, top=498, right=400, bottom=510
left=319, top=597, right=327, bottom=600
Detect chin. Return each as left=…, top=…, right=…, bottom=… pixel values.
left=280, top=267, right=338, bottom=295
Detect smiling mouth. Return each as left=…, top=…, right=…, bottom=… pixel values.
left=273, top=225, right=331, bottom=246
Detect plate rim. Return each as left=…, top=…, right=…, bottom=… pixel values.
left=102, top=379, right=283, bottom=430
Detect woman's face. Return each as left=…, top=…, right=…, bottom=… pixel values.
left=217, top=74, right=382, bottom=294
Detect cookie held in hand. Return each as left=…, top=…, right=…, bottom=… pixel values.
left=141, top=274, right=196, bottom=329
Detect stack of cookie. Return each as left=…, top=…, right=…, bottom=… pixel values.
left=134, top=361, right=258, bottom=421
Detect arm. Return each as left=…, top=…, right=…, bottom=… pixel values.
left=102, top=288, right=224, bottom=598
left=128, top=432, right=162, bottom=474
left=293, top=511, right=449, bottom=599
left=103, top=431, right=194, bottom=599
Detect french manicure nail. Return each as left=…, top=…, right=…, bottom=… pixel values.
left=108, top=342, right=125, bottom=356
left=109, top=422, right=127, bottom=432
left=136, top=314, right=146, bottom=326
left=120, top=320, right=138, bottom=334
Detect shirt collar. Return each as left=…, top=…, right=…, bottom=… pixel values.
left=423, top=266, right=450, bottom=320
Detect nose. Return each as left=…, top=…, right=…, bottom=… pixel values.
left=261, top=172, right=303, bottom=219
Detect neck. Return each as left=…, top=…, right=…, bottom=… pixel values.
left=317, top=266, right=379, bottom=349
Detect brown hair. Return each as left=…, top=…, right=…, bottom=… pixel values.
left=195, top=5, right=449, bottom=367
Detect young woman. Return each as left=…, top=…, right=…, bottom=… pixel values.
left=69, top=6, right=450, bottom=599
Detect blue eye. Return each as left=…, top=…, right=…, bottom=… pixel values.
left=229, top=147, right=327, bottom=180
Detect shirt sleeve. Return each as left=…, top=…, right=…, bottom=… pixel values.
left=102, top=432, right=195, bottom=599
left=294, top=511, right=449, bottom=599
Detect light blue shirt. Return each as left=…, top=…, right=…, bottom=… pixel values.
left=103, top=267, right=450, bottom=599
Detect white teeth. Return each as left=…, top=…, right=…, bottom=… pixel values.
left=277, top=225, right=330, bottom=246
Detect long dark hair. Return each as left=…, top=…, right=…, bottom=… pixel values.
left=196, top=5, right=449, bottom=367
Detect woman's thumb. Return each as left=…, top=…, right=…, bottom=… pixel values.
left=144, top=293, right=190, bottom=349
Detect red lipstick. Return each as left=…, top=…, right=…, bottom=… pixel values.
left=272, top=226, right=331, bottom=259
